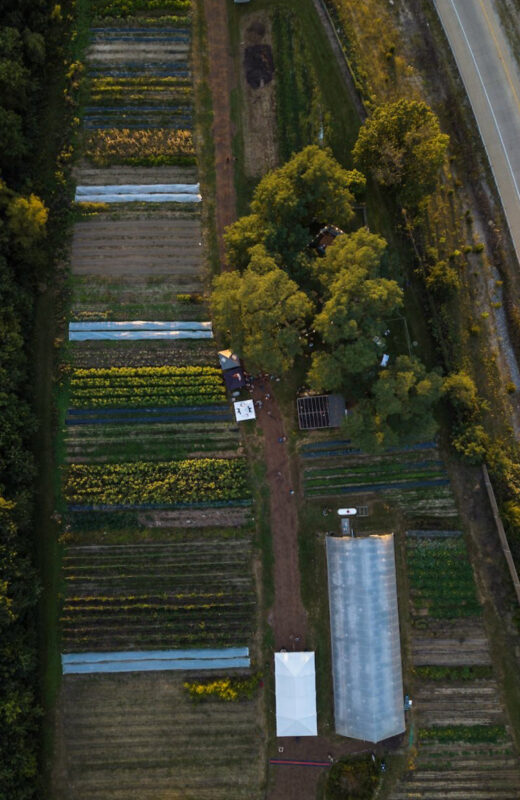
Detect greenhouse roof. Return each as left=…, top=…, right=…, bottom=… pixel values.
left=325, top=534, right=405, bottom=743
left=275, top=651, right=317, bottom=737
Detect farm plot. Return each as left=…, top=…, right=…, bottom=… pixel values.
left=390, top=531, right=520, bottom=797
left=71, top=276, right=208, bottom=322
left=407, top=536, right=482, bottom=620
left=65, top=458, right=251, bottom=508
left=65, top=419, right=240, bottom=463
left=53, top=672, right=263, bottom=800
left=70, top=210, right=203, bottom=280
left=390, top=740, right=520, bottom=800
left=69, top=366, right=225, bottom=408
left=70, top=338, right=219, bottom=369
left=83, top=127, right=195, bottom=165
left=87, top=28, right=191, bottom=64
left=89, top=0, right=192, bottom=24
left=61, top=535, right=256, bottom=652
left=300, top=440, right=456, bottom=516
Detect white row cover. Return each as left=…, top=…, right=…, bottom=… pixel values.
left=77, top=184, right=200, bottom=195
left=75, top=183, right=201, bottom=203
left=69, top=321, right=212, bottom=331
left=62, top=647, right=250, bottom=674
left=326, top=534, right=405, bottom=743
left=275, top=652, right=317, bottom=737
left=69, top=330, right=213, bottom=340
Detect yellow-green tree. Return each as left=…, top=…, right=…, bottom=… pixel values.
left=6, top=194, right=48, bottom=249
left=353, top=99, right=449, bottom=207
left=212, top=245, right=313, bottom=374
left=345, top=355, right=443, bottom=451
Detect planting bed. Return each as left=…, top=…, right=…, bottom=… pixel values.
left=61, top=536, right=255, bottom=652
left=70, top=339, right=218, bottom=368
left=70, top=211, right=203, bottom=278
left=55, top=0, right=264, bottom=795
left=300, top=439, right=458, bottom=519
left=53, top=672, right=263, bottom=800
left=385, top=530, right=520, bottom=797
left=69, top=365, right=226, bottom=408
left=65, top=458, right=251, bottom=507
left=65, top=416, right=240, bottom=462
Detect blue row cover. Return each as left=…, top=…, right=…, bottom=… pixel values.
left=62, top=648, right=250, bottom=675
left=63, top=647, right=249, bottom=663
left=63, top=658, right=251, bottom=674
left=76, top=184, right=200, bottom=195
left=69, top=320, right=211, bottom=330
left=69, top=331, right=211, bottom=340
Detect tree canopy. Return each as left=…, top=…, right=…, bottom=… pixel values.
left=224, top=145, right=364, bottom=279
left=308, top=228, right=403, bottom=393
left=214, top=145, right=442, bottom=450
left=344, top=355, right=442, bottom=451
left=211, top=245, right=313, bottom=374
left=353, top=99, right=449, bottom=207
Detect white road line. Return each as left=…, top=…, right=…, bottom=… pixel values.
left=446, top=0, right=520, bottom=206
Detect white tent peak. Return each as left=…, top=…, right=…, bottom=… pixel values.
left=275, top=651, right=317, bottom=737
left=234, top=399, right=256, bottom=422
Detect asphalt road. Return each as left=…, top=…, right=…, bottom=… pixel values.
left=433, top=0, right=520, bottom=261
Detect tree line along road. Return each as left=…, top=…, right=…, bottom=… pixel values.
left=433, top=0, right=520, bottom=264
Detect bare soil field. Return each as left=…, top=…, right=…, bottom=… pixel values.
left=413, top=681, right=504, bottom=726
left=61, top=536, right=255, bottom=652
left=71, top=213, right=203, bottom=278
left=53, top=673, right=264, bottom=800
left=411, top=619, right=492, bottom=666
left=70, top=339, right=218, bottom=369
left=74, top=165, right=198, bottom=185
left=87, top=40, right=190, bottom=65
left=239, top=14, right=278, bottom=177
left=138, top=507, right=251, bottom=528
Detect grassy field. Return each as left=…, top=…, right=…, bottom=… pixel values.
left=54, top=672, right=264, bottom=800
left=226, top=0, right=361, bottom=213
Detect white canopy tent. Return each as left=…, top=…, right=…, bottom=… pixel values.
left=274, top=651, right=317, bottom=737
left=233, top=399, right=256, bottom=422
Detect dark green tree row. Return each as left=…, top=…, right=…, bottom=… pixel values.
left=0, top=2, right=75, bottom=798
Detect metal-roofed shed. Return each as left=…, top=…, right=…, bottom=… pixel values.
left=325, top=534, right=405, bottom=743
left=297, top=394, right=345, bottom=429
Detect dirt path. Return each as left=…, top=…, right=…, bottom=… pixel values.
left=252, top=380, right=308, bottom=649
left=202, top=0, right=237, bottom=264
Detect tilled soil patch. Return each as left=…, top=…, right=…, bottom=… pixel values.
left=71, top=214, right=203, bottom=277
left=240, top=14, right=278, bottom=177
left=74, top=164, right=199, bottom=185
left=71, top=339, right=219, bottom=369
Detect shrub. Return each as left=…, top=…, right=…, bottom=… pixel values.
left=326, top=755, right=381, bottom=800
left=184, top=674, right=260, bottom=702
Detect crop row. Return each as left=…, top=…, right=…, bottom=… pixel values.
left=90, top=82, right=192, bottom=106
left=84, top=128, right=195, bottom=166
left=407, top=539, right=481, bottom=619
left=65, top=458, right=250, bottom=505
left=90, top=0, right=191, bottom=19
left=70, top=367, right=226, bottom=408
left=418, top=725, right=508, bottom=744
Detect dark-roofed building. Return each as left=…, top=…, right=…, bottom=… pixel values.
left=218, top=349, right=246, bottom=391
left=223, top=367, right=246, bottom=392
left=309, top=225, right=345, bottom=256
left=297, top=394, right=345, bottom=430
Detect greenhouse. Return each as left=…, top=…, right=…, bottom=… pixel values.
left=325, top=534, right=405, bottom=743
